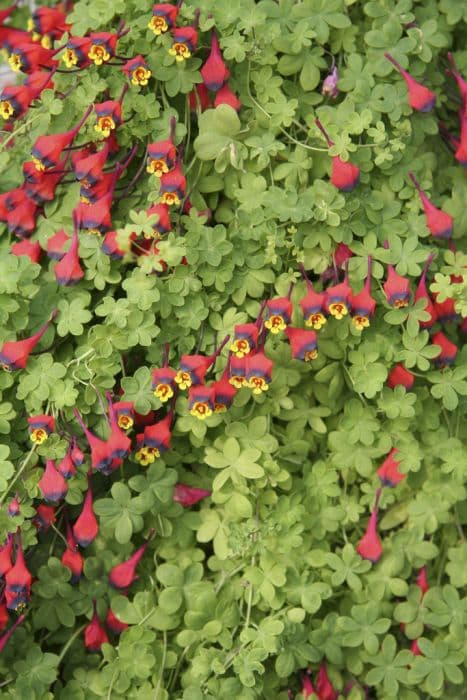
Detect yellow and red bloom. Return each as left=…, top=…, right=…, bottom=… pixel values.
left=315, top=117, right=360, bottom=192
left=27, top=414, right=55, bottom=444
left=159, top=162, right=186, bottom=206
left=431, top=331, right=457, bottom=368
left=383, top=265, right=411, bottom=308
left=387, top=363, right=415, bottom=390
left=152, top=367, right=177, bottom=402
left=175, top=337, right=229, bottom=390
left=350, top=256, right=376, bottom=331
left=38, top=459, right=68, bottom=502
left=146, top=203, right=172, bottom=237
left=148, top=2, right=181, bottom=35
left=188, top=384, right=215, bottom=420
left=7, top=196, right=39, bottom=238
left=135, top=433, right=159, bottom=465
left=29, top=7, right=70, bottom=42
left=214, top=82, right=241, bottom=112
left=147, top=118, right=177, bottom=176
left=31, top=105, right=92, bottom=170
left=112, top=402, right=135, bottom=430
left=94, top=100, right=122, bottom=137
left=246, top=351, right=273, bottom=394
left=61, top=37, right=92, bottom=68
left=409, top=172, right=453, bottom=239
left=74, top=193, right=113, bottom=235
left=8, top=42, right=57, bottom=74
left=230, top=323, right=259, bottom=358
left=0, top=311, right=57, bottom=371
left=228, top=355, right=248, bottom=388
left=87, top=31, right=119, bottom=66
left=299, top=275, right=327, bottom=330
left=169, top=16, right=199, bottom=62
left=264, top=295, right=293, bottom=334
left=285, top=327, right=318, bottom=361
left=122, top=55, right=152, bottom=86
left=357, top=490, right=383, bottom=563
left=325, top=270, right=352, bottom=319
left=73, top=141, right=110, bottom=187
left=143, top=413, right=173, bottom=454
left=11, top=240, right=41, bottom=264
left=212, top=368, right=237, bottom=411
left=377, top=448, right=405, bottom=487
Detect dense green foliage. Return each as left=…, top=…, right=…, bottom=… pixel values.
left=0, top=0, right=466, bottom=698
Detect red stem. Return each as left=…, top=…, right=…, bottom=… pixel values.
left=169, top=116, right=176, bottom=142
left=408, top=171, right=422, bottom=193
left=365, top=256, right=372, bottom=291
left=163, top=343, right=170, bottom=367
left=384, top=52, right=404, bottom=73
left=314, top=117, right=333, bottom=147
left=255, top=299, right=268, bottom=326
left=193, top=8, right=201, bottom=30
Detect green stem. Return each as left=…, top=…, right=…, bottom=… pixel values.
left=0, top=112, right=44, bottom=152
left=154, top=631, right=167, bottom=699
left=57, top=624, right=86, bottom=663
left=0, top=444, right=37, bottom=506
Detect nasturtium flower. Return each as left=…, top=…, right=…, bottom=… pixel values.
left=102, top=231, right=125, bottom=259
left=5, top=532, right=32, bottom=611
left=387, top=364, right=414, bottom=390
left=246, top=351, right=273, bottom=394
left=122, top=55, right=151, bottom=86
left=29, top=7, right=69, bottom=41
left=32, top=504, right=56, bottom=532
left=385, top=52, right=436, bottom=112
left=84, top=601, right=108, bottom=653
left=414, top=254, right=437, bottom=329
left=109, top=531, right=154, bottom=590
left=148, top=2, right=181, bottom=35
left=8, top=42, right=56, bottom=74
left=62, top=36, right=92, bottom=68
left=27, top=414, right=55, bottom=444
left=350, top=257, right=376, bottom=331
left=31, top=105, right=92, bottom=170
left=431, top=331, right=457, bottom=368
left=0, top=535, right=13, bottom=577
left=143, top=413, right=173, bottom=454
left=264, top=293, right=293, bottom=334
left=152, top=367, right=177, bottom=401
left=213, top=82, right=241, bottom=112
left=201, top=32, right=230, bottom=91
left=230, top=323, right=259, bottom=358
left=325, top=268, right=352, bottom=320
left=169, top=11, right=200, bottom=61
left=174, top=484, right=211, bottom=507
left=188, top=384, right=215, bottom=420
left=73, top=477, right=99, bottom=547
left=316, top=663, right=338, bottom=700
left=159, top=162, right=186, bottom=206
left=58, top=452, right=77, bottom=479
left=383, top=265, right=411, bottom=308
left=146, top=203, right=172, bottom=237
left=112, top=402, right=135, bottom=430
left=0, top=68, right=52, bottom=121
left=94, top=100, right=122, bottom=138
left=175, top=337, right=229, bottom=390
left=299, top=273, right=327, bottom=330
left=377, top=448, right=405, bottom=487
left=285, top=327, right=318, bottom=361
left=38, top=459, right=68, bottom=503
left=73, top=408, right=114, bottom=474
left=11, top=239, right=41, bottom=263
left=73, top=142, right=109, bottom=186
left=7, top=197, right=38, bottom=237
left=229, top=355, right=248, bottom=388
left=61, top=521, right=83, bottom=583
left=7, top=495, right=20, bottom=518
left=106, top=608, right=128, bottom=635
left=0, top=310, right=57, bottom=371
left=357, top=490, right=383, bottom=563
left=322, top=65, right=339, bottom=99
left=147, top=118, right=177, bottom=176
left=409, top=173, right=453, bottom=239
left=315, top=118, right=360, bottom=192
left=87, top=30, right=122, bottom=66
left=54, top=228, right=84, bottom=286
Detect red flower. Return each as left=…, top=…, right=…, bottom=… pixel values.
left=146, top=203, right=172, bottom=237
left=0, top=614, right=25, bottom=653
left=106, top=608, right=128, bottom=635
left=122, top=55, right=152, bottom=86
left=73, top=409, right=114, bottom=474
left=301, top=670, right=318, bottom=698
left=415, top=566, right=429, bottom=596
left=29, top=7, right=70, bottom=40
left=377, top=448, right=405, bottom=487
left=147, top=117, right=177, bottom=177
left=214, top=83, right=241, bottom=111
left=54, top=228, right=84, bottom=286
left=409, top=173, right=453, bottom=239
left=383, top=265, right=411, bottom=308
left=8, top=42, right=57, bottom=74
left=106, top=393, right=132, bottom=460
left=229, top=355, right=248, bottom=388
left=387, top=364, right=414, bottom=390
left=175, top=336, right=229, bottom=389
left=350, top=257, right=376, bottom=330
left=211, top=367, right=237, bottom=411
left=148, top=2, right=181, bottom=35
left=0, top=69, right=53, bottom=121
left=299, top=271, right=327, bottom=330
left=385, top=53, right=436, bottom=112
left=230, top=323, right=259, bottom=358
left=58, top=452, right=77, bottom=479
left=11, top=239, right=41, bottom=263
left=73, top=141, right=110, bottom=186
left=109, top=530, right=154, bottom=590
left=61, top=521, right=83, bottom=583
left=143, top=413, right=173, bottom=455
left=201, top=32, right=230, bottom=91
left=0, top=309, right=57, bottom=371
left=173, top=484, right=211, bottom=507
left=431, top=331, right=457, bottom=368
left=23, top=162, right=65, bottom=204
left=101, top=231, right=125, bottom=259
left=6, top=196, right=38, bottom=238
left=112, top=401, right=135, bottom=431
left=246, top=351, right=273, bottom=394
left=188, top=384, right=215, bottom=420
left=169, top=12, right=200, bottom=62
left=84, top=600, right=109, bottom=652
left=32, top=504, right=56, bottom=531
left=38, top=459, right=68, bottom=503
left=27, top=414, right=55, bottom=444
left=433, top=292, right=458, bottom=324
left=411, top=639, right=422, bottom=656
left=152, top=366, right=177, bottom=402
left=0, top=603, right=7, bottom=633
left=94, top=100, right=122, bottom=138
left=315, top=118, right=360, bottom=192
left=0, top=535, right=13, bottom=577
left=73, top=478, right=99, bottom=548
left=159, top=162, right=186, bottom=206
left=316, top=663, right=338, bottom=700
left=265, top=292, right=293, bottom=334
left=70, top=437, right=85, bottom=467
left=31, top=106, right=92, bottom=170
left=74, top=193, right=113, bottom=235
left=357, top=490, right=383, bottom=563
left=61, top=36, right=92, bottom=69
left=5, top=532, right=32, bottom=611
left=325, top=266, right=352, bottom=319
left=87, top=30, right=121, bottom=66
left=285, top=327, right=318, bottom=361
left=47, top=228, right=70, bottom=260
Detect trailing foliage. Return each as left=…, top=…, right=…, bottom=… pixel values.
left=0, top=0, right=466, bottom=698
